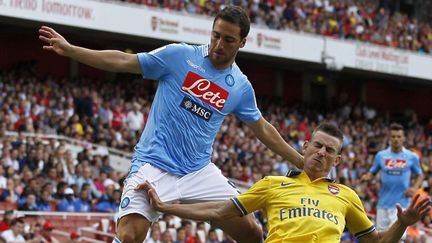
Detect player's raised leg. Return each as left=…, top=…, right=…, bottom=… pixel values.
left=115, top=214, right=151, bottom=243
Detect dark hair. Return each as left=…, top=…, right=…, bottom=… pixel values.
left=313, top=123, right=344, bottom=152
left=213, top=6, right=250, bottom=39
left=11, top=218, right=24, bottom=226
left=390, top=122, right=404, bottom=131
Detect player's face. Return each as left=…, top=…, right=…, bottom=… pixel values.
left=390, top=129, right=405, bottom=150
left=302, top=131, right=341, bottom=178
left=209, top=19, right=246, bottom=70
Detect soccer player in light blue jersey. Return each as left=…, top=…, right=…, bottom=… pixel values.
left=362, top=123, right=424, bottom=233
left=39, top=6, right=304, bottom=243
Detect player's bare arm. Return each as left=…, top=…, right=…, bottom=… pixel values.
left=136, top=181, right=241, bottom=221
left=38, top=26, right=141, bottom=74
left=406, top=173, right=425, bottom=196
left=246, top=117, right=304, bottom=168
left=358, top=194, right=431, bottom=243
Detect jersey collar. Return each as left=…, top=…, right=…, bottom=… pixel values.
left=285, top=170, right=336, bottom=183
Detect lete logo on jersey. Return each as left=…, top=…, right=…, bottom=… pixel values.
left=182, top=71, right=229, bottom=111
left=385, top=159, right=407, bottom=169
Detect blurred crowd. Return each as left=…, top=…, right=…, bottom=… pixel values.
left=1, top=62, right=432, bottom=243
left=112, top=0, right=432, bottom=54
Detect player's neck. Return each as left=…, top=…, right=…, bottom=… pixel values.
left=304, top=170, right=327, bottom=182
left=391, top=146, right=403, bottom=153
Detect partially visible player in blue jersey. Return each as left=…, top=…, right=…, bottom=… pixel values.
left=361, top=123, right=424, bottom=232
left=39, top=6, right=304, bottom=243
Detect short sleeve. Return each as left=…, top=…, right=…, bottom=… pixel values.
left=411, top=153, right=423, bottom=175
left=232, top=81, right=261, bottom=123
left=137, top=43, right=187, bottom=81
left=370, top=152, right=382, bottom=174
left=231, top=177, right=270, bottom=216
left=345, top=190, right=375, bottom=239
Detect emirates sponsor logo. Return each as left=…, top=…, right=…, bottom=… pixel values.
left=328, top=184, right=340, bottom=195
left=385, top=159, right=407, bottom=169
left=182, top=72, right=228, bottom=111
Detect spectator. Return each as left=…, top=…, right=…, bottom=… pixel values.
left=95, top=189, right=121, bottom=213
left=36, top=189, right=52, bottom=211
left=0, top=210, right=14, bottom=232
left=18, top=193, right=38, bottom=211
left=207, top=228, right=220, bottom=243
left=74, top=187, right=92, bottom=212
left=126, top=102, right=144, bottom=136
left=1, top=218, right=25, bottom=242
left=76, top=166, right=102, bottom=199
left=69, top=231, right=80, bottom=243
left=174, top=227, right=186, bottom=243
left=57, top=187, right=76, bottom=212
left=40, top=221, right=60, bottom=243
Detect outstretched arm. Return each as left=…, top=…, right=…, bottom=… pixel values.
left=359, top=194, right=431, bottom=243
left=246, top=117, right=303, bottom=168
left=38, top=26, right=141, bottom=74
left=136, top=181, right=242, bottom=221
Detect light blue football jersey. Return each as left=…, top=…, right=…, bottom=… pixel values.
left=370, top=147, right=422, bottom=208
left=129, top=43, right=261, bottom=176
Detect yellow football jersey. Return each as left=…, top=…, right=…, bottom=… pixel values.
left=231, top=171, right=375, bottom=242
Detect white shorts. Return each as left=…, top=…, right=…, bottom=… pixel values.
left=118, top=162, right=240, bottom=222
left=377, top=208, right=407, bottom=239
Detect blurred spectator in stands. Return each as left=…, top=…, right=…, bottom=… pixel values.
left=95, top=189, right=121, bottom=213
left=0, top=166, right=7, bottom=189
left=45, top=167, right=59, bottom=191
left=0, top=178, right=19, bottom=203
left=161, top=214, right=176, bottom=229
left=69, top=231, right=80, bottom=243
left=57, top=187, right=76, bottom=212
left=77, top=165, right=102, bottom=199
left=94, top=171, right=108, bottom=193
left=52, top=181, right=67, bottom=201
left=207, top=228, right=220, bottom=243
left=101, top=155, right=114, bottom=175
left=146, top=228, right=162, bottom=243
left=98, top=101, right=113, bottom=126
left=74, top=186, right=91, bottom=212
left=74, top=88, right=93, bottom=119
left=18, top=193, right=38, bottom=211
left=25, top=222, right=42, bottom=241
left=161, top=230, right=173, bottom=243
left=98, top=183, right=114, bottom=203
left=111, top=104, right=125, bottom=130
left=40, top=221, right=60, bottom=243
left=1, top=218, right=26, bottom=242
left=174, top=227, right=186, bottom=243
left=0, top=210, right=14, bottom=232
left=126, top=102, right=144, bottom=137
left=37, top=189, right=53, bottom=211
left=181, top=220, right=198, bottom=243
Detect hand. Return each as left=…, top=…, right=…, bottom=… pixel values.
left=38, top=26, right=72, bottom=56
left=397, top=194, right=431, bottom=227
left=135, top=180, right=165, bottom=211
left=359, top=173, right=371, bottom=183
